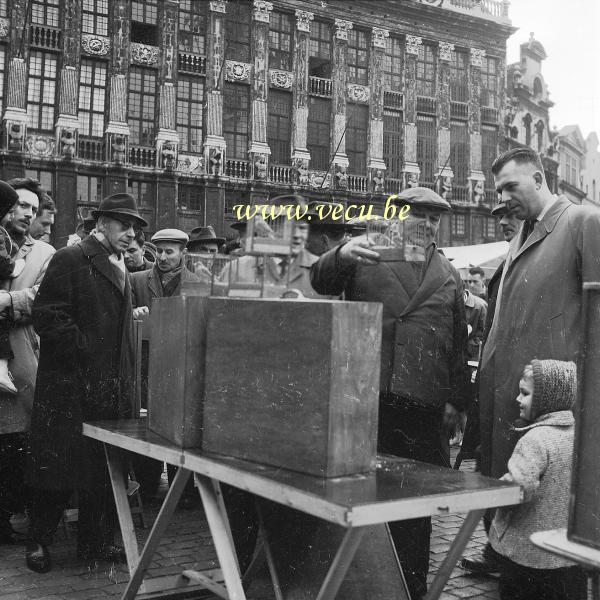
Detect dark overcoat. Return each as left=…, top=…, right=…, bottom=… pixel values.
left=479, top=196, right=600, bottom=478
left=311, top=246, right=468, bottom=411
left=26, top=235, right=135, bottom=490
left=130, top=264, right=202, bottom=308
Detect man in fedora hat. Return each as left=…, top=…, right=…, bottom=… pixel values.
left=25, top=193, right=147, bottom=572
left=187, top=225, right=225, bottom=254
left=311, top=187, right=469, bottom=600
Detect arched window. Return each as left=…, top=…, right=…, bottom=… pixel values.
left=523, top=113, right=533, bottom=146
left=536, top=120, right=545, bottom=153
left=533, top=77, right=543, bottom=97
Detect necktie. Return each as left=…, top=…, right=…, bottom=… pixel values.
left=279, top=257, right=288, bottom=279
left=520, top=219, right=535, bottom=248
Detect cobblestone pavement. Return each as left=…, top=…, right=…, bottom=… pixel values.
left=0, top=454, right=500, bottom=600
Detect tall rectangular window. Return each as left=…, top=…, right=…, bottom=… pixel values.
left=269, top=11, right=292, bottom=71
left=346, top=104, right=368, bottom=175
left=383, top=108, right=403, bottom=180
left=225, top=1, right=251, bottom=63
left=82, top=0, right=109, bottom=36
left=223, top=83, right=250, bottom=160
left=0, top=0, right=8, bottom=17
left=452, top=213, right=466, bottom=237
left=417, top=114, right=436, bottom=186
left=25, top=169, right=53, bottom=196
left=131, top=0, right=158, bottom=44
left=128, top=67, right=157, bottom=146
left=347, top=29, right=368, bottom=86
left=484, top=217, right=496, bottom=239
left=481, top=125, right=498, bottom=195
left=383, top=36, right=403, bottom=91
left=79, top=60, right=107, bottom=138
left=450, top=119, right=469, bottom=199
left=481, top=56, right=499, bottom=109
left=309, top=20, right=332, bottom=78
left=31, top=0, right=59, bottom=26
left=307, top=97, right=331, bottom=171
left=179, top=184, right=203, bottom=211
left=77, top=174, right=104, bottom=204
left=450, top=50, right=469, bottom=103
left=128, top=180, right=154, bottom=208
left=268, top=90, right=292, bottom=165
left=27, top=51, right=57, bottom=132
left=179, top=0, right=207, bottom=54
left=177, top=76, right=204, bottom=153
left=0, top=47, right=5, bottom=112
left=416, top=43, right=436, bottom=97
left=565, top=152, right=578, bottom=187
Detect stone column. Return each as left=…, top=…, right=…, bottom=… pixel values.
left=2, top=0, right=29, bottom=152
left=435, top=41, right=453, bottom=200
left=249, top=0, right=273, bottom=182
left=367, top=27, right=388, bottom=194
left=155, top=0, right=179, bottom=169
left=401, top=35, right=421, bottom=188
left=291, top=9, right=313, bottom=186
left=468, top=48, right=486, bottom=205
left=55, top=0, right=81, bottom=159
left=106, top=0, right=131, bottom=166
left=204, top=0, right=227, bottom=177
left=331, top=19, right=352, bottom=190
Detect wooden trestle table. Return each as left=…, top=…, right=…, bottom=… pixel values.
left=83, top=419, right=521, bottom=600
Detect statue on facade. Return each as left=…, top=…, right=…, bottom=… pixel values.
left=372, top=170, right=385, bottom=193
left=209, top=148, right=223, bottom=176
left=7, top=123, right=24, bottom=152
left=111, top=135, right=126, bottom=163
left=60, top=128, right=77, bottom=157
left=473, top=180, right=485, bottom=204
left=254, top=154, right=268, bottom=180
left=335, top=165, right=348, bottom=190
left=161, top=141, right=177, bottom=170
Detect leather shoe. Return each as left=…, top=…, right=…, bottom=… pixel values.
left=78, top=544, right=126, bottom=563
left=26, top=542, right=52, bottom=573
left=459, top=554, right=501, bottom=575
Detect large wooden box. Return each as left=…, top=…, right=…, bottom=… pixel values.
left=147, top=296, right=209, bottom=448
left=202, top=298, right=382, bottom=477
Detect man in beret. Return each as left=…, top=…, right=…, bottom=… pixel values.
left=311, top=187, right=469, bottom=600
left=25, top=193, right=145, bottom=572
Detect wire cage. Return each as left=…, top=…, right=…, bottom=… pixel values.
left=366, top=215, right=427, bottom=262
left=182, top=253, right=230, bottom=296
left=244, top=213, right=294, bottom=256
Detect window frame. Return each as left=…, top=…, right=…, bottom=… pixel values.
left=82, top=0, right=109, bottom=36
left=449, top=49, right=469, bottom=104
left=178, top=0, right=207, bottom=55
left=307, top=96, right=332, bottom=171
left=31, top=0, right=59, bottom=27
left=416, top=113, right=437, bottom=186
left=77, top=174, right=104, bottom=204
left=346, top=103, right=369, bottom=175
left=267, top=89, right=293, bottom=165
left=177, top=75, right=204, bottom=153
left=128, top=66, right=158, bottom=147
left=79, top=59, right=107, bottom=138
left=383, top=35, right=403, bottom=92
left=347, top=29, right=368, bottom=86
left=416, top=42, right=436, bottom=98
left=225, top=1, right=252, bottom=63
left=27, top=50, right=58, bottom=133
left=480, top=56, right=499, bottom=109
left=223, top=82, right=250, bottom=161
left=383, top=107, right=403, bottom=180
left=269, top=10, right=293, bottom=71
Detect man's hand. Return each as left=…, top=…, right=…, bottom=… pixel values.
left=443, top=402, right=461, bottom=437
left=338, top=234, right=380, bottom=266
left=0, top=291, right=11, bottom=317
left=133, top=306, right=149, bottom=320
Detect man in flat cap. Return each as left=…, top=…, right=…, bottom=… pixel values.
left=311, top=187, right=469, bottom=600
left=25, top=193, right=147, bottom=572
left=304, top=200, right=352, bottom=257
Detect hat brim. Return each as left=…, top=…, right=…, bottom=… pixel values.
left=490, top=204, right=507, bottom=216
left=188, top=237, right=226, bottom=246
left=92, top=209, right=148, bottom=228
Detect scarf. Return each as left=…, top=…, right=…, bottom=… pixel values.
left=158, top=264, right=183, bottom=297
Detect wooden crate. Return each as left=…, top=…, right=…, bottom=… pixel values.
left=147, top=296, right=209, bottom=448
left=202, top=298, right=382, bottom=477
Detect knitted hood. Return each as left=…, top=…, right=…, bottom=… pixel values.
left=530, top=359, right=576, bottom=418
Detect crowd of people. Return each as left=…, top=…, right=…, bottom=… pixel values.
left=0, top=144, right=597, bottom=599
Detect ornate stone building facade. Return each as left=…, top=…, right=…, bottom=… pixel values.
left=0, top=0, right=512, bottom=247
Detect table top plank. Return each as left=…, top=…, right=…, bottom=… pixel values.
left=531, top=529, right=600, bottom=571
left=84, top=420, right=521, bottom=527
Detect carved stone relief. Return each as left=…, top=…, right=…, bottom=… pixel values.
left=347, top=84, right=370, bottom=103
left=295, top=10, right=314, bottom=32
left=371, top=27, right=389, bottom=49
left=82, top=34, right=111, bottom=56
left=470, top=48, right=486, bottom=67
left=269, top=70, right=293, bottom=89
left=253, top=1, right=273, bottom=23
left=226, top=61, right=252, bottom=82
left=439, top=41, right=455, bottom=62
left=131, top=43, right=159, bottom=66
left=406, top=35, right=422, bottom=56
left=334, top=19, right=353, bottom=41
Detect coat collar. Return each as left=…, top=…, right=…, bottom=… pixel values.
left=15, top=234, right=35, bottom=259
left=147, top=264, right=197, bottom=297
left=510, top=195, right=572, bottom=264
left=513, top=410, right=574, bottom=432
left=400, top=249, right=453, bottom=317
left=80, top=235, right=127, bottom=295
left=261, top=250, right=318, bottom=284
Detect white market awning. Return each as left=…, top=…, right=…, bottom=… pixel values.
left=440, top=241, right=509, bottom=278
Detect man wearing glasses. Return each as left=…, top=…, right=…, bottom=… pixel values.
left=25, top=193, right=147, bottom=573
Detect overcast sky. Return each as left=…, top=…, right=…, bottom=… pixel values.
left=506, top=0, right=600, bottom=140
